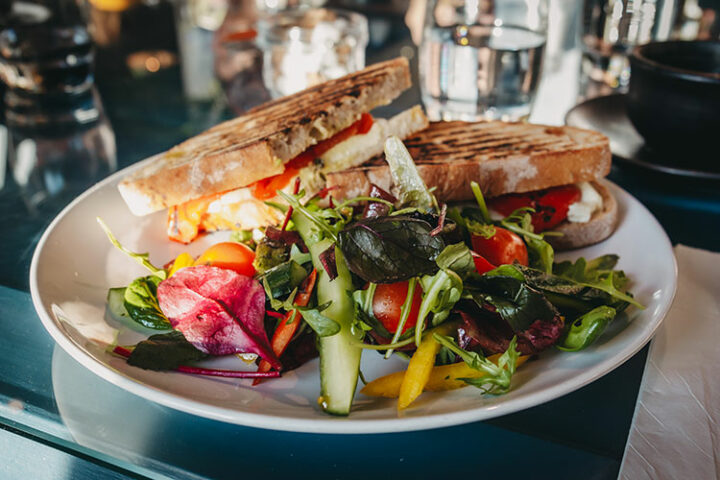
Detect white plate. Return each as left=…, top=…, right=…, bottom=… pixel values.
left=30, top=162, right=677, bottom=434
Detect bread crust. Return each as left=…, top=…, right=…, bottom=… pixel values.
left=325, top=121, right=611, bottom=201
left=119, top=58, right=412, bottom=216
left=548, top=180, right=618, bottom=250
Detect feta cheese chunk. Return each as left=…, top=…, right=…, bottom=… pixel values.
left=567, top=182, right=603, bottom=223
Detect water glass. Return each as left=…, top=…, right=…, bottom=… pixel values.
left=257, top=8, right=368, bottom=98
left=580, top=0, right=677, bottom=96
left=419, top=0, right=549, bottom=122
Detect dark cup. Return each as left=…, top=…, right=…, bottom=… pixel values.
left=627, top=41, right=720, bottom=155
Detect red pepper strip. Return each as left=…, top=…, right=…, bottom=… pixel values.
left=252, top=114, right=373, bottom=201
left=281, top=177, right=302, bottom=231
left=111, top=346, right=280, bottom=378
left=471, top=251, right=497, bottom=275
left=253, top=269, right=318, bottom=385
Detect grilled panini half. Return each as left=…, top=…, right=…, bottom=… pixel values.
left=326, top=121, right=611, bottom=202
left=119, top=57, right=413, bottom=216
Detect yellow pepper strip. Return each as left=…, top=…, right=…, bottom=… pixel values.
left=361, top=354, right=529, bottom=398
left=168, top=252, right=195, bottom=277
left=397, top=323, right=455, bottom=410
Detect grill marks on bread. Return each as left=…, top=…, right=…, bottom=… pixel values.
left=325, top=121, right=611, bottom=202
left=118, top=58, right=412, bottom=216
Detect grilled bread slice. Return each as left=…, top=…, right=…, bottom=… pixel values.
left=195, top=106, right=430, bottom=233
left=325, top=121, right=611, bottom=202
left=119, top=57, right=412, bottom=216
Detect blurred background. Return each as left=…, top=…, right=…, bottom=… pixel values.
left=0, top=0, right=718, bottom=211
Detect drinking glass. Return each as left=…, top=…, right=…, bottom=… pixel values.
left=419, top=0, right=549, bottom=122
left=580, top=0, right=678, bottom=97
left=257, top=8, right=368, bottom=98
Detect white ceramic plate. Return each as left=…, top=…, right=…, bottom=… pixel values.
left=30, top=162, right=677, bottom=434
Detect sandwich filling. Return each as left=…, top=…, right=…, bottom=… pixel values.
left=167, top=114, right=374, bottom=243
left=166, top=106, right=429, bottom=243
left=488, top=182, right=603, bottom=233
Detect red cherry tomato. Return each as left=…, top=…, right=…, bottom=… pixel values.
left=372, top=281, right=423, bottom=335
left=471, top=227, right=529, bottom=267
left=471, top=252, right=497, bottom=274
left=488, top=185, right=581, bottom=232
left=194, top=242, right=256, bottom=277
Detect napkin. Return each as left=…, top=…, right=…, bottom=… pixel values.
left=619, top=245, right=720, bottom=479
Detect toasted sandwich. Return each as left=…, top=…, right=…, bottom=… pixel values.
left=118, top=57, right=429, bottom=243
left=326, top=121, right=616, bottom=250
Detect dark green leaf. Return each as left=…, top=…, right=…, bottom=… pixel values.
left=337, top=215, right=445, bottom=283
left=466, top=275, right=557, bottom=332
left=525, top=236, right=555, bottom=274
left=521, top=255, right=642, bottom=310
left=124, top=276, right=171, bottom=330
left=127, top=330, right=207, bottom=370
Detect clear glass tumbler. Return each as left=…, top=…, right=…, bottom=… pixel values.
left=257, top=8, right=368, bottom=98
left=580, top=0, right=677, bottom=97
left=419, top=0, right=549, bottom=122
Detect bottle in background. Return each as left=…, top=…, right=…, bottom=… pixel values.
left=0, top=1, right=116, bottom=207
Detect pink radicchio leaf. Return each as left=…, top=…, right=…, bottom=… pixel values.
left=157, top=265, right=281, bottom=369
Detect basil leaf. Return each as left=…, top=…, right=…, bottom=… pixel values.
left=297, top=303, right=341, bottom=337
left=127, top=330, right=207, bottom=370
left=466, top=275, right=557, bottom=333
left=124, top=275, right=171, bottom=330
left=337, top=215, right=445, bottom=283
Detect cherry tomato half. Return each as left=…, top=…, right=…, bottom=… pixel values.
left=488, top=185, right=581, bottom=232
left=471, top=227, right=529, bottom=267
left=372, top=281, right=423, bottom=335
left=194, top=242, right=256, bottom=277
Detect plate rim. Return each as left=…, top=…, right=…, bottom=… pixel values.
left=29, top=166, right=678, bottom=434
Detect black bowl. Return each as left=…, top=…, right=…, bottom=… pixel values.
left=627, top=41, right=720, bottom=154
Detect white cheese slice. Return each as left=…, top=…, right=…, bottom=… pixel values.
left=319, top=119, right=389, bottom=174
left=567, top=182, right=603, bottom=223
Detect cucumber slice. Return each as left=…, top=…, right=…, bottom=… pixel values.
left=311, top=241, right=362, bottom=416
left=292, top=212, right=362, bottom=416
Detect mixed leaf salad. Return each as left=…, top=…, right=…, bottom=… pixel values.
left=101, top=137, right=642, bottom=416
